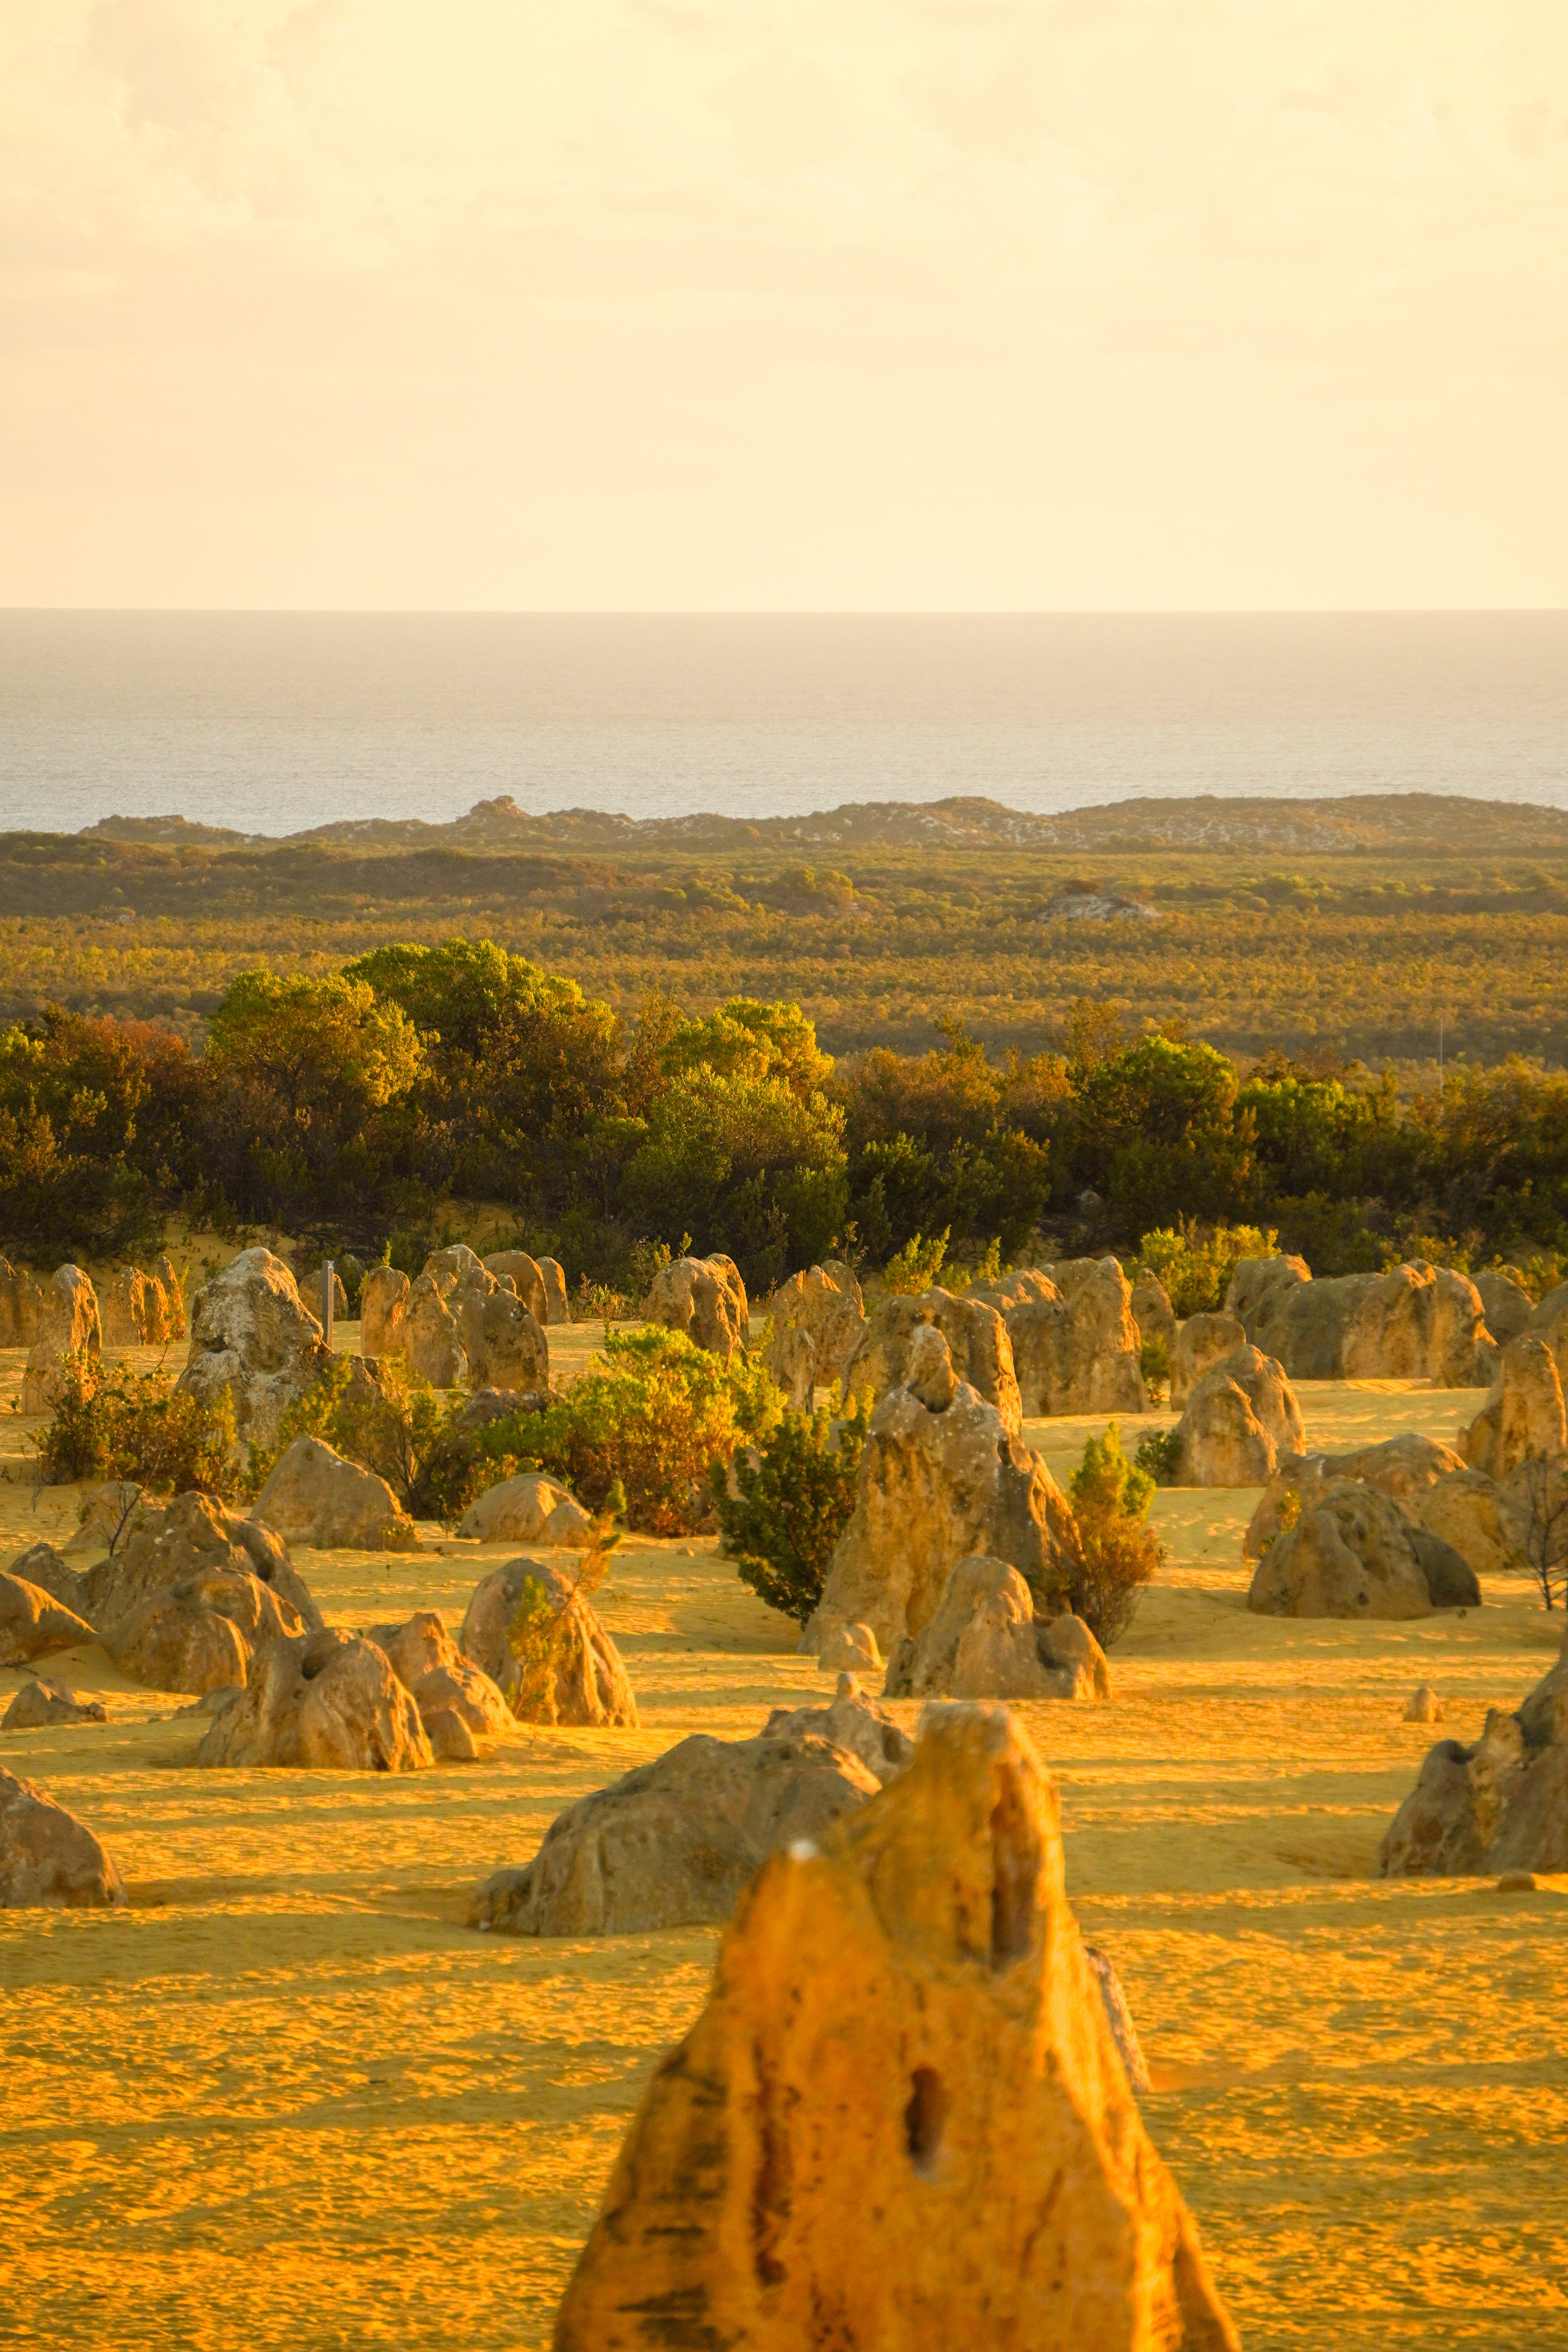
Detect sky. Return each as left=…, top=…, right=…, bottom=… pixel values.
left=2, top=2, right=1565, bottom=610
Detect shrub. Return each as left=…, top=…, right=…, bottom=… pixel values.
left=1257, top=1489, right=1302, bottom=1555
left=34, top=1353, right=238, bottom=1498
left=1138, top=1333, right=1170, bottom=1403
left=1069, top=1420, right=1163, bottom=1645
left=883, top=1227, right=950, bottom=1295
left=483, top=1327, right=781, bottom=1537
left=710, top=1390, right=871, bottom=1622
left=1134, top=1427, right=1183, bottom=1487
left=1137, top=1220, right=1278, bottom=1317
left=241, top=1355, right=446, bottom=1509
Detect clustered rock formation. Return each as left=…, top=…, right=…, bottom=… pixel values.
left=99, top=1258, right=186, bottom=1348
left=642, top=1252, right=750, bottom=1363
left=1171, top=1345, right=1305, bottom=1485
left=805, top=1325, right=1081, bottom=1664
left=21, top=1265, right=102, bottom=1414
left=1244, top=1434, right=1511, bottom=1582
left=1247, top=1480, right=1480, bottom=1619
left=970, top=1258, right=1147, bottom=1415
left=884, top=1555, right=1112, bottom=1702
left=358, top=1244, right=551, bottom=1391
left=1380, top=1634, right=1568, bottom=1876
left=1225, top=1253, right=1497, bottom=1386
left=252, top=1434, right=418, bottom=1551
left=548, top=1706, right=1239, bottom=2350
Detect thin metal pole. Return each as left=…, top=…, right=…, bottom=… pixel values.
left=323, top=1258, right=335, bottom=1348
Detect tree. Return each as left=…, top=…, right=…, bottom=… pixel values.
left=1503, top=1458, right=1568, bottom=1612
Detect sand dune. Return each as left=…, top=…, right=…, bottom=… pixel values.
left=2, top=1339, right=1565, bottom=2348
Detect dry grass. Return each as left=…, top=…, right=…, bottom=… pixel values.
left=2, top=1337, right=1566, bottom=2349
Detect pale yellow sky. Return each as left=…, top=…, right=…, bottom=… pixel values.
left=2, top=2, right=1564, bottom=608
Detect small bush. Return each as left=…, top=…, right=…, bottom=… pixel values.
left=1138, top=1220, right=1278, bottom=1317
left=241, top=1355, right=447, bottom=1509
left=482, top=1326, right=781, bottom=1537
left=1134, top=1427, right=1183, bottom=1486
left=711, top=1390, right=871, bottom=1623
left=883, top=1228, right=950, bottom=1295
left=34, top=1353, right=238, bottom=1498
left=505, top=1491, right=624, bottom=1719
left=1257, top=1489, right=1302, bottom=1555
left=1138, top=1333, right=1170, bottom=1403
left=1069, top=1419, right=1163, bottom=1646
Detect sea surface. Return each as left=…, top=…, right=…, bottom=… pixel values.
left=1, top=611, right=1565, bottom=837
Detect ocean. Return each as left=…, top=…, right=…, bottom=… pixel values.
left=1, top=610, right=1565, bottom=837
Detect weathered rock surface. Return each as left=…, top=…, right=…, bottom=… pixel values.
left=2, top=1680, right=108, bottom=1731
left=66, top=1482, right=161, bottom=1560
left=1460, top=1335, right=1567, bottom=1480
left=100, top=1262, right=184, bottom=1348
left=975, top=1259, right=1146, bottom=1416
left=538, top=1257, right=571, bottom=1324
left=767, top=1262, right=867, bottom=1400
left=470, top=1727, right=882, bottom=1937
left=816, top=1620, right=883, bottom=1675
left=252, top=1435, right=417, bottom=1551
left=195, top=1628, right=433, bottom=1770
left=1224, top=1251, right=1312, bottom=1326
left=451, top=1274, right=549, bottom=1392
left=457, top=1472, right=591, bottom=1547
left=1475, top=1269, right=1533, bottom=1346
left=1172, top=1345, right=1305, bottom=1485
left=366, top=1609, right=512, bottom=1756
left=449, top=1386, right=543, bottom=1435
left=1248, top=1480, right=1479, bottom=1618
left=760, top=1673, right=915, bottom=1785
left=82, top=1492, right=322, bottom=1638
left=642, top=1253, right=750, bottom=1363
left=483, top=1249, right=548, bottom=1322
left=1380, top=1636, right=1568, bottom=1876
left=847, top=1288, right=1023, bottom=1432
left=4, top=1542, right=89, bottom=1614
left=460, top=1558, right=638, bottom=1727
left=105, top=1565, right=307, bottom=1696
left=1244, top=1435, right=1515, bottom=1581
left=1526, top=1278, right=1568, bottom=1377
left=1237, top=1259, right=1495, bottom=1386
left=401, top=1273, right=468, bottom=1386
left=0, top=1574, right=97, bottom=1666
left=1170, top=1311, right=1246, bottom=1408
left=0, top=1256, right=45, bottom=1347
left=178, top=1247, right=331, bottom=1443
left=0, top=1766, right=126, bottom=1908
left=884, top=1554, right=1111, bottom=1703
left=1130, top=1269, right=1176, bottom=1357
left=807, top=1329, right=1081, bottom=1660
left=22, top=1264, right=102, bottom=1413
left=1404, top=1685, right=1444, bottom=1723
left=548, top=1705, right=1239, bottom=2350
left=359, top=1265, right=410, bottom=1358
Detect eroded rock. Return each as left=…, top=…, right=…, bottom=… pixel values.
left=761, top=1673, right=915, bottom=1785
left=177, top=1247, right=331, bottom=1444
left=883, top=1554, right=1111, bottom=1702
left=846, top=1289, right=1023, bottom=1433
left=253, top=1435, right=418, bottom=1551
left=1170, top=1311, right=1245, bottom=1409
left=1173, top=1345, right=1304, bottom=1485
left=1, top=1680, right=108, bottom=1731
left=1380, top=1636, right=1568, bottom=1877
left=547, top=1705, right=1238, bottom=2350
left=807, top=1331, right=1081, bottom=1661
left=767, top=1263, right=867, bottom=1400
left=1461, top=1335, right=1567, bottom=1480
left=0, top=1574, right=97, bottom=1666
left=1247, top=1479, right=1478, bottom=1618
left=0, top=1766, right=126, bottom=1908
left=459, top=1558, right=637, bottom=1727
left=22, top=1265, right=101, bottom=1413
left=470, top=1728, right=881, bottom=1936
left=195, top=1628, right=433, bottom=1770
left=642, top=1253, right=750, bottom=1363
left=457, top=1472, right=591, bottom=1547
left=366, top=1609, right=511, bottom=1756
left=359, top=1265, right=410, bottom=1358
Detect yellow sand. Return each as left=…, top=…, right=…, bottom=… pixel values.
left=2, top=1335, right=1566, bottom=2348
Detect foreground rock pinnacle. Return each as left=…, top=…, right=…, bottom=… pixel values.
left=552, top=1703, right=1239, bottom=2350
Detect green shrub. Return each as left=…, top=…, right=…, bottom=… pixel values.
left=1069, top=1419, right=1163, bottom=1645
left=34, top=1353, right=238, bottom=1498
left=1137, top=1220, right=1278, bottom=1316
left=1134, top=1427, right=1184, bottom=1487
left=883, top=1227, right=950, bottom=1295
left=1257, top=1489, right=1302, bottom=1555
left=1138, top=1333, right=1170, bottom=1403
left=479, top=1326, right=781, bottom=1538
left=711, top=1390, right=871, bottom=1623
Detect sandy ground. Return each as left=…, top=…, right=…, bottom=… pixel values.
left=2, top=1328, right=1566, bottom=2348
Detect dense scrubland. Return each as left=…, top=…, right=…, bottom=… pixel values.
left=3, top=792, right=1568, bottom=1293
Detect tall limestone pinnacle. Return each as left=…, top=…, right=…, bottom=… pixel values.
left=552, top=1704, right=1240, bottom=2351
